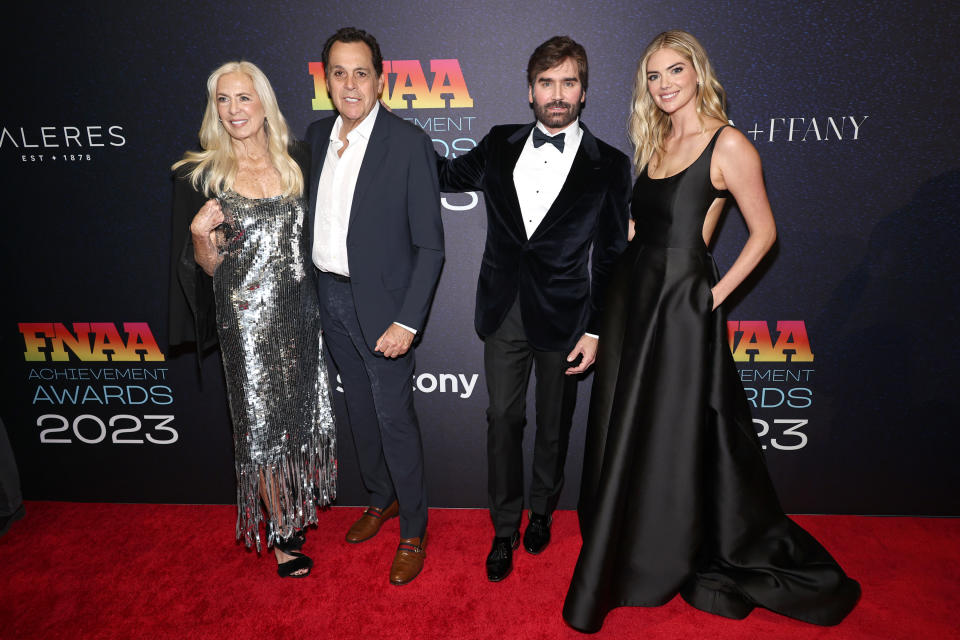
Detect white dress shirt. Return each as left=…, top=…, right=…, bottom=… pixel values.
left=312, top=101, right=380, bottom=277
left=512, top=119, right=582, bottom=239
left=513, top=119, right=596, bottom=340
left=311, top=103, right=417, bottom=335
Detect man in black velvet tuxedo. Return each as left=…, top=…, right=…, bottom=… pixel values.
left=306, top=27, right=444, bottom=585
left=437, top=36, right=630, bottom=581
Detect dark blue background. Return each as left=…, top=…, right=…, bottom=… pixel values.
left=1, top=0, right=956, bottom=515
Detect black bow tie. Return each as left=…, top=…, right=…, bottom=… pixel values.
left=532, top=128, right=565, bottom=152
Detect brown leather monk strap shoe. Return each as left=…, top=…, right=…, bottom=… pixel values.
left=345, top=500, right=399, bottom=543
left=389, top=533, right=427, bottom=585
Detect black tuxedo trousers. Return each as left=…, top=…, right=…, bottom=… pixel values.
left=485, top=300, right=578, bottom=536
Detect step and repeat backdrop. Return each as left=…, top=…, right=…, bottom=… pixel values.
left=1, top=1, right=957, bottom=515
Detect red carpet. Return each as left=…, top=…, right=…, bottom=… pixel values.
left=0, top=503, right=957, bottom=639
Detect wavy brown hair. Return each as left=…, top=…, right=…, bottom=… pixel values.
left=527, top=35, right=588, bottom=91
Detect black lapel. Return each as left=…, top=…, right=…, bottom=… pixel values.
left=348, top=107, right=389, bottom=226
left=528, top=122, right=603, bottom=241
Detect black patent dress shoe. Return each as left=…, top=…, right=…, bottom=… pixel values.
left=523, top=513, right=552, bottom=554
left=486, top=531, right=520, bottom=582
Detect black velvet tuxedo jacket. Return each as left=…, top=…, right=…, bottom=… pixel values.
left=306, top=108, right=444, bottom=350
left=438, top=123, right=631, bottom=351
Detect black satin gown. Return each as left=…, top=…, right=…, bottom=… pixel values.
left=563, top=127, right=860, bottom=632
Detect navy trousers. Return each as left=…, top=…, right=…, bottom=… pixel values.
left=316, top=272, right=427, bottom=539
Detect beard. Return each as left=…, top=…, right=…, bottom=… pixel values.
left=533, top=98, right=582, bottom=130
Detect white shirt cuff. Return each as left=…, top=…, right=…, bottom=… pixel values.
left=394, top=322, right=418, bottom=335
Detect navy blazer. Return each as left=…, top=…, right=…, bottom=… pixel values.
left=306, top=108, right=445, bottom=351
left=438, top=123, right=630, bottom=351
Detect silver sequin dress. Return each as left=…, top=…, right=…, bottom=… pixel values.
left=213, top=191, right=336, bottom=551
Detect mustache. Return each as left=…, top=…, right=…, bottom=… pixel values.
left=543, top=100, right=572, bottom=110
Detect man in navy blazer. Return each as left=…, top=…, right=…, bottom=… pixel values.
left=437, top=36, right=630, bottom=582
left=306, top=27, right=444, bottom=585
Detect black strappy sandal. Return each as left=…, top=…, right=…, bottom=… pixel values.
left=274, top=530, right=313, bottom=578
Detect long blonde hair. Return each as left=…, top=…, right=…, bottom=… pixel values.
left=172, top=61, right=303, bottom=197
left=628, top=31, right=728, bottom=173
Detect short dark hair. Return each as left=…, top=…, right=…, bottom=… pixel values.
left=321, top=27, right=384, bottom=77
left=527, top=36, right=588, bottom=92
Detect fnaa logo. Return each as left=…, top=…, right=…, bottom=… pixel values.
left=19, top=322, right=165, bottom=362
left=727, top=321, right=813, bottom=363
left=309, top=60, right=474, bottom=110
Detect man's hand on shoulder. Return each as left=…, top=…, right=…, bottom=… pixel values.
left=375, top=323, right=415, bottom=358
left=565, top=334, right=598, bottom=375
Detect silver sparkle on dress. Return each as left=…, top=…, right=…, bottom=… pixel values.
left=213, top=190, right=336, bottom=551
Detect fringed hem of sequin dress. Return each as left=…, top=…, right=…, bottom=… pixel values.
left=210, top=191, right=338, bottom=553
left=235, top=431, right=337, bottom=552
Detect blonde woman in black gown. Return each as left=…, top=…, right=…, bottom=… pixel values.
left=563, top=31, right=860, bottom=631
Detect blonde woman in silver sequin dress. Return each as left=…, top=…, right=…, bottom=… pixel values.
left=172, top=61, right=336, bottom=578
